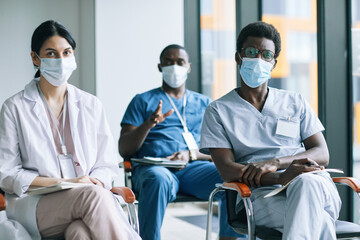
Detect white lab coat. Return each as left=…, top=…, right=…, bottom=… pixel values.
left=0, top=78, right=120, bottom=239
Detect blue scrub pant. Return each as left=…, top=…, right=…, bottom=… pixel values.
left=132, top=161, right=241, bottom=240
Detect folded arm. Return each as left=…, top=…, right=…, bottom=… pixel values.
left=270, top=132, right=329, bottom=169
left=210, top=132, right=328, bottom=188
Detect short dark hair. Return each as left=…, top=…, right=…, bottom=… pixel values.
left=159, top=44, right=187, bottom=62
left=236, top=21, right=281, bottom=59
left=31, top=20, right=76, bottom=78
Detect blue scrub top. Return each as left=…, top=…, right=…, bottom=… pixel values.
left=121, top=87, right=211, bottom=158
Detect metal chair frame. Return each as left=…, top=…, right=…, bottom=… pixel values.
left=206, top=177, right=360, bottom=240
left=121, top=159, right=221, bottom=237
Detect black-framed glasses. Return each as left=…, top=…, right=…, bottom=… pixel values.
left=241, top=47, right=275, bottom=62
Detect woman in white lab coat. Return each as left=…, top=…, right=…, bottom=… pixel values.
left=0, top=20, right=140, bottom=240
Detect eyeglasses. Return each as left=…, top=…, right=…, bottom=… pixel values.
left=241, top=47, right=275, bottom=62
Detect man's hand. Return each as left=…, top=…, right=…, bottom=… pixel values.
left=65, top=175, right=104, bottom=187
left=279, top=158, right=324, bottom=185
left=146, top=100, right=174, bottom=128
left=239, top=158, right=280, bottom=187
left=166, top=150, right=190, bottom=170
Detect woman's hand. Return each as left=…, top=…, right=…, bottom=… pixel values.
left=279, top=158, right=324, bottom=185
left=65, top=175, right=104, bottom=187
left=239, top=158, right=280, bottom=187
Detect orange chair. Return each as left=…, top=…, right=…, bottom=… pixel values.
left=206, top=177, right=360, bottom=240
left=122, top=159, right=211, bottom=203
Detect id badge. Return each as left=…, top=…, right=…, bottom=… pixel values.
left=58, top=154, right=77, bottom=179
left=275, top=119, right=299, bottom=138
left=182, top=132, right=199, bottom=150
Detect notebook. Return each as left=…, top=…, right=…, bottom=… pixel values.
left=131, top=157, right=187, bottom=168
left=26, top=182, right=91, bottom=195
left=264, top=168, right=344, bottom=198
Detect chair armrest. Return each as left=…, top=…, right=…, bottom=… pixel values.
left=119, top=161, right=132, bottom=172
left=123, top=161, right=132, bottom=172
left=223, top=182, right=252, bottom=198
left=111, top=186, right=136, bottom=203
left=0, top=193, right=5, bottom=211
left=332, top=177, right=360, bottom=193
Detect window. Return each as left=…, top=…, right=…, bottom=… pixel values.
left=200, top=0, right=236, bottom=100
left=262, top=0, right=318, bottom=114
left=351, top=0, right=360, bottom=224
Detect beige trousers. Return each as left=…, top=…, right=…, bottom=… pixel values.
left=36, top=185, right=140, bottom=240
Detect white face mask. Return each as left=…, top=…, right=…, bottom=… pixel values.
left=37, top=54, right=77, bottom=87
left=161, top=65, right=188, bottom=88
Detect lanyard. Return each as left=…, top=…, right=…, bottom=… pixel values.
left=37, top=83, right=68, bottom=155
left=163, top=90, right=188, bottom=132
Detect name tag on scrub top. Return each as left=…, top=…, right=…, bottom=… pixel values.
left=58, top=154, right=77, bottom=179
left=275, top=119, right=299, bottom=138
left=182, top=132, right=199, bottom=150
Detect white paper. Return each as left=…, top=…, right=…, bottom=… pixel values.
left=26, top=182, right=90, bottom=195
left=264, top=168, right=344, bottom=198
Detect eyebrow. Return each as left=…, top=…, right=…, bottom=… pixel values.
left=164, top=57, right=186, bottom=61
left=45, top=47, right=72, bottom=51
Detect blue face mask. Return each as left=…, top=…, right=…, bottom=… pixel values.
left=239, top=57, right=273, bottom=88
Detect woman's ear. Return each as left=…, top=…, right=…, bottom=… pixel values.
left=31, top=51, right=40, bottom=68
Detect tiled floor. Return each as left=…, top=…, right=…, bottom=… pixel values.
left=161, top=203, right=218, bottom=240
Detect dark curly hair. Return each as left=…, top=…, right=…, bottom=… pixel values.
left=236, top=21, right=281, bottom=59
left=159, top=44, right=187, bottom=62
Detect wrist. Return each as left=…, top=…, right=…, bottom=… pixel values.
left=270, top=158, right=281, bottom=169
left=59, top=178, right=67, bottom=184
left=189, top=149, right=197, bottom=161
left=143, top=119, right=155, bottom=129
left=278, top=172, right=286, bottom=185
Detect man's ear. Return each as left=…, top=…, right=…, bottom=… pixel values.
left=235, top=52, right=242, bottom=66
left=272, top=59, right=278, bottom=71
left=187, top=63, right=192, bottom=74
left=158, top=63, right=162, bottom=72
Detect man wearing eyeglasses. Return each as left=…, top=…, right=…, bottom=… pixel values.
left=200, top=21, right=341, bottom=239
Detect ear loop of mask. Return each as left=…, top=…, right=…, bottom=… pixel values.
left=33, top=52, right=41, bottom=70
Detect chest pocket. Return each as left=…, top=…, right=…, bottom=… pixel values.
left=185, top=108, right=203, bottom=134
left=273, top=116, right=301, bottom=145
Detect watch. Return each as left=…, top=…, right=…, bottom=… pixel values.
left=189, top=149, right=197, bottom=161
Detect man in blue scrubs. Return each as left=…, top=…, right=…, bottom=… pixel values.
left=119, top=45, right=241, bottom=240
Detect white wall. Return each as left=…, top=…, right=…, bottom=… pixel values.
left=0, top=0, right=184, bottom=185
left=95, top=0, right=184, bottom=159
left=0, top=0, right=95, bottom=106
